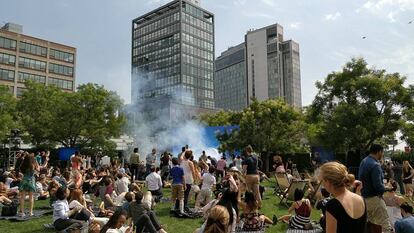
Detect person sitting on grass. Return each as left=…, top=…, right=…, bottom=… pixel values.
left=127, top=190, right=167, bottom=233
left=35, top=174, right=49, bottom=200
left=195, top=165, right=216, bottom=210
left=0, top=182, right=12, bottom=205
left=120, top=192, right=134, bottom=212
left=315, top=188, right=331, bottom=232
left=395, top=202, right=414, bottom=233
left=194, top=205, right=230, bottom=233
left=239, top=191, right=273, bottom=231
left=276, top=188, right=313, bottom=229
left=100, top=210, right=132, bottom=233
left=52, top=186, right=85, bottom=231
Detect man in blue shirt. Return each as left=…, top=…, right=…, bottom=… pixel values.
left=170, top=157, right=185, bottom=214
left=394, top=202, right=414, bottom=233
left=359, top=144, right=392, bottom=233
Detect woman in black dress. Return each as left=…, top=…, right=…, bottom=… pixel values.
left=319, top=162, right=366, bottom=233
left=402, top=161, right=414, bottom=197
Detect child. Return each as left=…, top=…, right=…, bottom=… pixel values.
left=195, top=166, right=216, bottom=210
left=170, top=157, right=185, bottom=214
left=315, top=188, right=331, bottom=232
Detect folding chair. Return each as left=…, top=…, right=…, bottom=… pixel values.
left=279, top=180, right=308, bottom=207
left=307, top=181, right=322, bottom=205
left=274, top=172, right=290, bottom=195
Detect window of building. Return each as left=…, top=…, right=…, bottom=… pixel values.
left=16, top=87, right=26, bottom=97
left=19, top=41, right=47, bottom=57
left=48, top=63, right=74, bottom=76
left=0, top=37, right=17, bottom=50
left=50, top=49, right=74, bottom=63
left=18, top=57, right=46, bottom=71
left=48, top=77, right=73, bottom=90
left=18, top=72, right=46, bottom=84
left=0, top=53, right=16, bottom=66
left=0, top=68, right=14, bottom=81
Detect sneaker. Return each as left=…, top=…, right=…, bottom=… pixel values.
left=18, top=212, right=26, bottom=218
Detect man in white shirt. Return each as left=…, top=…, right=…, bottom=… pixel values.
left=195, top=166, right=216, bottom=209
left=145, top=166, right=163, bottom=202
left=115, top=173, right=130, bottom=195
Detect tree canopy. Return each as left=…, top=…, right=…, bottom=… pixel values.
left=202, top=99, right=306, bottom=154
left=18, top=82, right=125, bottom=151
left=306, top=58, right=414, bottom=152
left=0, top=85, right=17, bottom=143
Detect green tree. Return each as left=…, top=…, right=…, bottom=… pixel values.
left=203, top=99, right=306, bottom=154
left=306, top=58, right=414, bottom=153
left=0, top=85, right=17, bottom=142
left=18, top=82, right=125, bottom=150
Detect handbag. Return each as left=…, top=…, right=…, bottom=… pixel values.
left=1, top=200, right=19, bottom=216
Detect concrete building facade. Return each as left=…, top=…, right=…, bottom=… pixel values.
left=131, top=0, right=216, bottom=122
left=0, top=23, right=76, bottom=97
left=215, top=43, right=246, bottom=111
left=215, top=23, right=301, bottom=110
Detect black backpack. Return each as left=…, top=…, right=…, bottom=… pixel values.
left=1, top=200, right=19, bottom=216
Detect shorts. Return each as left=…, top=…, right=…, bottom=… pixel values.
left=365, top=196, right=392, bottom=232
left=171, top=184, right=184, bottom=200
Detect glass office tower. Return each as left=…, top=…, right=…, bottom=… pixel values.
left=132, top=0, right=215, bottom=122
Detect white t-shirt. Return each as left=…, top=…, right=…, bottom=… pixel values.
left=115, top=177, right=130, bottom=194
left=145, top=172, right=162, bottom=191
left=201, top=173, right=216, bottom=190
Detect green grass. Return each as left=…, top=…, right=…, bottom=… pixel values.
left=0, top=181, right=321, bottom=233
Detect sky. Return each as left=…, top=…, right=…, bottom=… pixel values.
left=1, top=0, right=413, bottom=106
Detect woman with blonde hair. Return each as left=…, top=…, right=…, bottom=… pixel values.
left=319, top=162, right=366, bottom=233
left=201, top=205, right=230, bottom=233
left=402, top=160, right=414, bottom=197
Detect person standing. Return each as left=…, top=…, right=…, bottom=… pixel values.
left=181, top=150, right=197, bottom=210
left=358, top=144, right=393, bottom=233
left=71, top=151, right=83, bottom=170
left=146, top=148, right=157, bottom=177
left=160, top=152, right=171, bottom=183
left=130, top=148, right=140, bottom=181
left=402, top=161, right=413, bottom=198
left=242, top=145, right=261, bottom=208
left=145, top=166, right=163, bottom=202
left=199, top=151, right=208, bottom=163
left=320, top=162, right=367, bottom=233
left=216, top=156, right=227, bottom=179
left=19, top=153, right=40, bottom=217
left=394, top=202, right=414, bottom=233
left=170, top=158, right=185, bottom=214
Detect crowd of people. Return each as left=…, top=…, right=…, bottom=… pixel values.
left=0, top=144, right=413, bottom=233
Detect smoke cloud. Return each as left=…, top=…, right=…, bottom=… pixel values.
left=127, top=71, right=221, bottom=164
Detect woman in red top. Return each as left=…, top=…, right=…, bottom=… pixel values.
left=276, top=188, right=312, bottom=229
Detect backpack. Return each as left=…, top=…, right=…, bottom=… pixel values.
left=1, top=200, right=19, bottom=216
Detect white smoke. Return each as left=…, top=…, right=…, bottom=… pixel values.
left=127, top=71, right=221, bottom=164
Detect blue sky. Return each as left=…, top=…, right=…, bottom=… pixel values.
left=1, top=0, right=413, bottom=106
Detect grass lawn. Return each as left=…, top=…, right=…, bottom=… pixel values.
left=0, top=181, right=321, bottom=233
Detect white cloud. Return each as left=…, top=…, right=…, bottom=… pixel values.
left=261, top=0, right=276, bottom=7
left=387, top=12, right=396, bottom=22
left=289, top=22, right=302, bottom=29
left=241, top=11, right=275, bottom=19
left=358, top=0, right=414, bottom=22
left=323, top=12, right=341, bottom=21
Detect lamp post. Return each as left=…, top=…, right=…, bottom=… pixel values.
left=7, top=129, right=21, bottom=170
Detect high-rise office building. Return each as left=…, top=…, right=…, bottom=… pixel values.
left=0, top=23, right=76, bottom=97
left=215, top=43, right=247, bottom=111
left=215, top=23, right=301, bottom=110
left=131, top=0, right=215, bottom=122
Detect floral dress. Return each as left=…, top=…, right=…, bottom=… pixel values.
left=19, top=170, right=37, bottom=192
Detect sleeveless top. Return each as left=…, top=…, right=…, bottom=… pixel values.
left=326, top=198, right=367, bottom=233
left=403, top=169, right=412, bottom=183
left=181, top=160, right=193, bottom=185
left=295, top=200, right=311, bottom=217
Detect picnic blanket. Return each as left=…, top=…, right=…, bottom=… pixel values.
left=0, top=209, right=53, bottom=221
